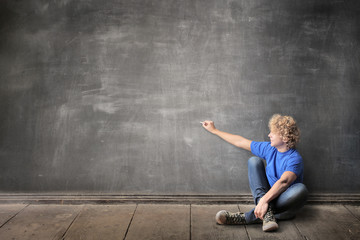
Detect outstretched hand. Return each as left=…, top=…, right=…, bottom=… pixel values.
left=201, top=120, right=216, bottom=133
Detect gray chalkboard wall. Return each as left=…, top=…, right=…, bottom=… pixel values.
left=0, top=0, right=359, bottom=194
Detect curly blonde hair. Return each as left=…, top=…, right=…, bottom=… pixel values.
left=268, top=114, right=300, bottom=149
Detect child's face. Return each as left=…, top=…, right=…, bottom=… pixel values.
left=268, top=130, right=286, bottom=149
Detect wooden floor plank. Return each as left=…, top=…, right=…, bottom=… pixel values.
left=0, top=203, right=359, bottom=240
left=125, top=204, right=190, bottom=240
left=191, top=204, right=249, bottom=240
left=294, top=205, right=360, bottom=240
left=0, top=204, right=82, bottom=240
left=0, top=204, right=28, bottom=227
left=239, top=204, right=304, bottom=240
left=64, top=204, right=136, bottom=240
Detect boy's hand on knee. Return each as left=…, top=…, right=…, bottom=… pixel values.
left=254, top=199, right=268, bottom=220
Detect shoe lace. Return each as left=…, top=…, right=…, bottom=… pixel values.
left=263, top=207, right=276, bottom=223
left=225, top=212, right=246, bottom=224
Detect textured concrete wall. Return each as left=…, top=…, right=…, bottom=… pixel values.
left=0, top=0, right=359, bottom=193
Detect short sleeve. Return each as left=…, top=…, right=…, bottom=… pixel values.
left=251, top=141, right=272, bottom=159
left=285, top=157, right=303, bottom=177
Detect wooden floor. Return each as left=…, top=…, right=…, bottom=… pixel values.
left=0, top=203, right=359, bottom=240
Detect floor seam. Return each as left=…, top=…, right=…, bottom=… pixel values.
left=0, top=203, right=31, bottom=229
left=189, top=204, right=192, bottom=240
left=238, top=204, right=251, bottom=240
left=343, top=205, right=360, bottom=222
left=123, top=204, right=138, bottom=240
left=291, top=220, right=310, bottom=240
left=60, top=205, right=85, bottom=240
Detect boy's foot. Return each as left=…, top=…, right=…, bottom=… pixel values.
left=215, top=210, right=246, bottom=225
left=262, top=206, right=279, bottom=232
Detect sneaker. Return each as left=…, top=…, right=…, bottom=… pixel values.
left=215, top=210, right=246, bottom=225
left=262, top=206, right=279, bottom=232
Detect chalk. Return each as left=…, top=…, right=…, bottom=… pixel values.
left=200, top=121, right=208, bottom=126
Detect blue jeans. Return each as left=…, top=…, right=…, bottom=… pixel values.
left=245, top=156, right=308, bottom=224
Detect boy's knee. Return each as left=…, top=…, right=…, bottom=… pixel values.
left=292, top=183, right=309, bottom=202
left=248, top=157, right=262, bottom=164
left=248, top=156, right=263, bottom=167
left=298, top=184, right=309, bottom=200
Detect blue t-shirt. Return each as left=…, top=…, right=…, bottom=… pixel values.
left=250, top=141, right=304, bottom=187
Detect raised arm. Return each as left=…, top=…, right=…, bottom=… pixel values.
left=201, top=120, right=252, bottom=151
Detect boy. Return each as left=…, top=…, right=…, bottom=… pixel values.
left=201, top=114, right=308, bottom=232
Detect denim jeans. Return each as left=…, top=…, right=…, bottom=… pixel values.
left=245, top=156, right=308, bottom=224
